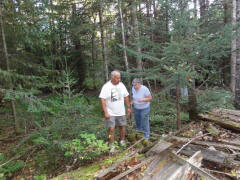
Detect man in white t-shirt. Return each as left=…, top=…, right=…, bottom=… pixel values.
left=99, top=70, right=131, bottom=152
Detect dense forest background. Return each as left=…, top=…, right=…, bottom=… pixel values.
left=0, top=0, right=240, bottom=179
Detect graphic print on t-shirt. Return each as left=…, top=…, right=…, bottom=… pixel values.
left=111, top=87, right=122, bottom=102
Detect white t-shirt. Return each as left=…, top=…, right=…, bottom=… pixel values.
left=99, top=81, right=129, bottom=116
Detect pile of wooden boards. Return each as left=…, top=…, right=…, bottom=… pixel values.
left=95, top=108, right=240, bottom=180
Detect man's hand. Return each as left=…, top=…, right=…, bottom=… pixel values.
left=104, top=112, right=110, bottom=119
left=127, top=107, right=131, bottom=116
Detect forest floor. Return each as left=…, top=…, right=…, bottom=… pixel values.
left=0, top=88, right=236, bottom=179
left=52, top=109, right=240, bottom=180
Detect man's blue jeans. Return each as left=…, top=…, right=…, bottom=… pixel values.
left=134, top=106, right=150, bottom=139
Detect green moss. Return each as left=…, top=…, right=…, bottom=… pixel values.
left=142, top=139, right=152, bottom=147
left=127, top=133, right=137, bottom=143
left=51, top=153, right=125, bottom=180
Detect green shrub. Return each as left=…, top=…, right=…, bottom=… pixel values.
left=64, top=133, right=109, bottom=161
left=150, top=95, right=189, bottom=133
left=0, top=154, right=24, bottom=180
left=34, top=174, right=47, bottom=180
left=197, top=88, right=234, bottom=113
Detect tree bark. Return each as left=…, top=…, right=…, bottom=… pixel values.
left=193, top=0, right=197, bottom=18
left=176, top=84, right=181, bottom=130
left=91, top=15, right=97, bottom=88
left=199, top=0, right=206, bottom=20
left=99, top=2, right=108, bottom=82
left=189, top=3, right=198, bottom=121
left=235, top=0, right=240, bottom=109
left=188, top=85, right=198, bottom=121
left=231, top=0, right=237, bottom=92
left=118, top=0, right=130, bottom=73
left=132, top=0, right=143, bottom=71
left=0, top=6, right=20, bottom=134
left=222, top=0, right=231, bottom=86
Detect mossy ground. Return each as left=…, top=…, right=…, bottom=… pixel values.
left=51, top=153, right=125, bottom=180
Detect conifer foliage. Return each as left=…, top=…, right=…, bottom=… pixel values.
left=0, top=0, right=238, bottom=178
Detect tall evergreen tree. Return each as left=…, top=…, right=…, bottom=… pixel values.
left=235, top=0, right=240, bottom=109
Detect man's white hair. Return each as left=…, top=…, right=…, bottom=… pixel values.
left=110, top=70, right=120, bottom=78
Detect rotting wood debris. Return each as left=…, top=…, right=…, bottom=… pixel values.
left=95, top=108, right=240, bottom=180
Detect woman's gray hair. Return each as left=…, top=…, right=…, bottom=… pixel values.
left=132, top=78, right=142, bottom=85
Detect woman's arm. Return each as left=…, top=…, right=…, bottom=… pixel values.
left=138, top=94, right=152, bottom=102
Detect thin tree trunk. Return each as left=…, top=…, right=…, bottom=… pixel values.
left=193, top=0, right=197, bottom=18
left=176, top=85, right=181, bottom=130
left=231, top=0, right=237, bottom=92
left=146, top=0, right=151, bottom=27
left=188, top=81, right=198, bottom=121
left=222, top=0, right=231, bottom=86
left=199, top=0, right=206, bottom=19
left=133, top=0, right=143, bottom=71
left=91, top=15, right=97, bottom=88
left=235, top=0, right=240, bottom=109
left=99, top=2, right=108, bottom=81
left=0, top=7, right=20, bottom=134
left=189, top=1, right=198, bottom=121
left=153, top=0, right=157, bottom=19
left=118, top=0, right=130, bottom=73
left=165, top=0, right=169, bottom=42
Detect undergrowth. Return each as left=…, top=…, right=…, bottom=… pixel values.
left=0, top=86, right=235, bottom=179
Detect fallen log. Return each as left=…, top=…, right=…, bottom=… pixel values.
left=198, top=114, right=240, bottom=132
left=212, top=108, right=240, bottom=118
left=208, top=111, right=240, bottom=123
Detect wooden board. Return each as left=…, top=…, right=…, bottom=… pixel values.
left=174, top=144, right=233, bottom=167
left=142, top=151, right=204, bottom=180
left=146, top=140, right=173, bottom=156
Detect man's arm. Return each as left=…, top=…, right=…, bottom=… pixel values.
left=100, top=98, right=110, bottom=119
left=124, top=96, right=131, bottom=115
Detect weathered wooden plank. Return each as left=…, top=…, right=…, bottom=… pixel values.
left=142, top=151, right=203, bottom=180
left=146, top=140, right=173, bottom=156
left=174, top=144, right=232, bottom=167
left=171, top=151, right=218, bottom=180
left=218, top=138, right=240, bottom=147
left=169, top=151, right=202, bottom=180
left=180, top=151, right=202, bottom=180
left=110, top=155, right=156, bottom=180
left=172, top=136, right=240, bottom=151
left=142, top=159, right=181, bottom=180
left=142, top=153, right=172, bottom=180
left=94, top=151, right=136, bottom=179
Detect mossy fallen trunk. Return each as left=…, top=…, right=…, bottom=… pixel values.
left=198, top=114, right=240, bottom=132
